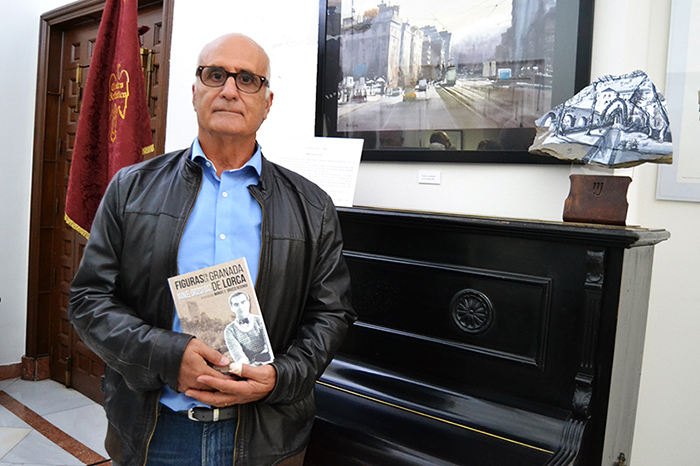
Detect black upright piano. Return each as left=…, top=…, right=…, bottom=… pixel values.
left=305, top=207, right=669, bottom=466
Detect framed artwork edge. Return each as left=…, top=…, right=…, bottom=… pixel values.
left=656, top=0, right=700, bottom=202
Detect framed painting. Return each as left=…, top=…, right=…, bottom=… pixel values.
left=315, top=0, right=594, bottom=163
left=656, top=0, right=700, bottom=202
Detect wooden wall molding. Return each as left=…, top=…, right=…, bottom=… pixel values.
left=0, top=363, right=21, bottom=381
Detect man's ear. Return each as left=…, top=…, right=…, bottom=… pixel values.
left=262, top=91, right=274, bottom=121
left=192, top=84, right=197, bottom=110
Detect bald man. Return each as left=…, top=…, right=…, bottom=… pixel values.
left=68, top=33, right=355, bottom=466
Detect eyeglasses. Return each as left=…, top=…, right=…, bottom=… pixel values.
left=196, top=66, right=269, bottom=94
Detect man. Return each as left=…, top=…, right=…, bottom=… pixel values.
left=68, top=33, right=355, bottom=466
left=223, top=291, right=273, bottom=366
left=429, top=130, right=451, bottom=150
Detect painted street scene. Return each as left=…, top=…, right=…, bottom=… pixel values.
left=333, top=0, right=556, bottom=149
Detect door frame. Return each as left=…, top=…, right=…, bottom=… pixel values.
left=24, top=0, right=173, bottom=381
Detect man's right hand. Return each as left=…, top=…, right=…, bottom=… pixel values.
left=177, top=339, right=231, bottom=393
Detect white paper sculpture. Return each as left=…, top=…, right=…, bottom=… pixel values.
left=529, top=70, right=673, bottom=167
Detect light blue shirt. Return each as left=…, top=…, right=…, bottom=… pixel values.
left=160, top=138, right=263, bottom=411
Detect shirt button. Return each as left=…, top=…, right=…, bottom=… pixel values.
left=206, top=162, right=212, bottom=168
left=219, top=234, right=226, bottom=240
left=222, top=192, right=228, bottom=198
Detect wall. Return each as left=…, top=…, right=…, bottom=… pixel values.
left=0, top=0, right=76, bottom=366
left=164, top=1, right=321, bottom=152
left=1, top=0, right=697, bottom=464
left=164, top=2, right=700, bottom=465
left=594, top=1, right=700, bottom=464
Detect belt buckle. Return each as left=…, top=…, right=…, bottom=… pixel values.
left=187, top=407, right=220, bottom=422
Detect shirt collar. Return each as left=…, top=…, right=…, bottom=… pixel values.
left=191, top=137, right=263, bottom=177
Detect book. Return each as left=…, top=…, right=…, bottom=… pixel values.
left=167, top=258, right=274, bottom=372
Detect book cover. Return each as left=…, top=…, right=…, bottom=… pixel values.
left=167, top=258, right=274, bottom=371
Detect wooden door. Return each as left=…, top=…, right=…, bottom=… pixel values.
left=32, top=1, right=170, bottom=404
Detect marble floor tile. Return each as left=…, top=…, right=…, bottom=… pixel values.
left=0, top=427, right=31, bottom=459
left=43, top=403, right=108, bottom=458
left=0, top=381, right=14, bottom=393
left=0, top=406, right=30, bottom=429
left=2, top=380, right=93, bottom=417
left=0, top=430, right=83, bottom=465
left=0, top=379, right=110, bottom=464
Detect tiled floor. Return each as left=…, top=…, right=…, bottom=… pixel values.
left=0, top=378, right=110, bottom=466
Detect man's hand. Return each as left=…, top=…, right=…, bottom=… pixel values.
left=177, top=339, right=231, bottom=393
left=185, top=363, right=277, bottom=407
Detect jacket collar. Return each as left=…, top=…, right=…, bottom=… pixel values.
left=255, top=155, right=274, bottom=200
left=180, top=146, right=201, bottom=186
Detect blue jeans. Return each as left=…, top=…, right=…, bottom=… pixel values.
left=146, top=404, right=237, bottom=466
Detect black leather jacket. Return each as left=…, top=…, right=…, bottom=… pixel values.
left=68, top=147, right=355, bottom=466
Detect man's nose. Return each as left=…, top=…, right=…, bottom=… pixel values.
left=220, top=76, right=240, bottom=99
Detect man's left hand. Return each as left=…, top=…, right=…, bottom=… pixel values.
left=184, top=363, right=277, bottom=407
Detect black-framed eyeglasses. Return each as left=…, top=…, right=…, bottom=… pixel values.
left=196, top=66, right=269, bottom=94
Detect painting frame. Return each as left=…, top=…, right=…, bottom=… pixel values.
left=314, top=0, right=595, bottom=164
left=656, top=0, right=700, bottom=202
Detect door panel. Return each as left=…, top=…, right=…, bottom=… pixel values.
left=49, top=20, right=96, bottom=395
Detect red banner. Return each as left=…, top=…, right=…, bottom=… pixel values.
left=65, top=0, right=154, bottom=238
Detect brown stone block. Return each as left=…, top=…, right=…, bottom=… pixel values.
left=563, top=174, right=632, bottom=226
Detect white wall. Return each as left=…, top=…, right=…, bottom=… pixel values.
left=593, top=1, right=700, bottom=464
left=0, top=0, right=76, bottom=366
left=2, top=0, right=697, bottom=464
left=164, top=0, right=321, bottom=152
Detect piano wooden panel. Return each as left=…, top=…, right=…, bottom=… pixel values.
left=305, top=207, right=668, bottom=466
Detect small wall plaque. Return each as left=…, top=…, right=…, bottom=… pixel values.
left=563, top=174, right=632, bottom=226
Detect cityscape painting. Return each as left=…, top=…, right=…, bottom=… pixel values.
left=316, top=0, right=594, bottom=162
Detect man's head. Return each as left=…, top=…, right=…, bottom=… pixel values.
left=229, top=291, right=251, bottom=318
left=430, top=131, right=451, bottom=149
left=193, top=33, right=273, bottom=143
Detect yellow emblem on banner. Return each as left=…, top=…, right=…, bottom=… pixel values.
left=109, top=63, right=130, bottom=143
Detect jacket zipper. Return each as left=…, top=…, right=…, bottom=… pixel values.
left=233, top=405, right=242, bottom=465
left=141, top=389, right=162, bottom=466
left=232, top=185, right=265, bottom=465
left=249, top=186, right=266, bottom=291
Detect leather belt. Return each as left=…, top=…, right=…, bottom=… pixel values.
left=187, top=405, right=238, bottom=423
